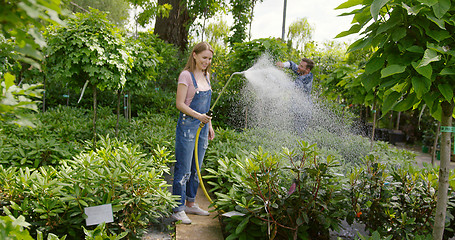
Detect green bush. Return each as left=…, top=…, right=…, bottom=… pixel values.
left=347, top=154, right=441, bottom=239
left=0, top=209, right=126, bottom=240
left=0, top=136, right=177, bottom=239
left=203, top=124, right=452, bottom=239
left=207, top=142, right=348, bottom=239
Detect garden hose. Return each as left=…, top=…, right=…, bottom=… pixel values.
left=194, top=122, right=214, bottom=204
left=193, top=71, right=245, bottom=206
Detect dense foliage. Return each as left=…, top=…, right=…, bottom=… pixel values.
left=0, top=108, right=178, bottom=239
left=3, top=1, right=455, bottom=239
left=205, top=132, right=455, bottom=239
left=45, top=9, right=132, bottom=94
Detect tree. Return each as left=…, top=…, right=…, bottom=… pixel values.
left=63, top=0, right=131, bottom=26
left=287, top=17, right=314, bottom=51
left=228, top=0, right=260, bottom=46
left=45, top=9, right=133, bottom=143
left=1, top=0, right=64, bottom=126
left=337, top=0, right=455, bottom=238
left=152, top=0, right=224, bottom=51
left=1, top=0, right=64, bottom=70
left=205, top=19, right=230, bottom=49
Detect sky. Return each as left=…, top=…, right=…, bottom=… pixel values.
left=128, top=0, right=360, bottom=44
left=245, top=0, right=358, bottom=43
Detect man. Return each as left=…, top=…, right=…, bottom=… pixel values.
left=276, top=57, right=315, bottom=133
left=276, top=58, right=314, bottom=95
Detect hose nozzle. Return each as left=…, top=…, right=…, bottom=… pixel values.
left=210, top=71, right=247, bottom=112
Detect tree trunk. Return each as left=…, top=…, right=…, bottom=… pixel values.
left=128, top=90, right=131, bottom=122
left=116, top=89, right=121, bottom=138
left=42, top=75, right=46, bottom=112
left=432, top=121, right=441, bottom=166
left=92, top=85, right=97, bottom=148
left=370, top=101, right=377, bottom=151
left=395, top=112, right=401, bottom=130
left=154, top=0, right=191, bottom=52
left=433, top=101, right=454, bottom=240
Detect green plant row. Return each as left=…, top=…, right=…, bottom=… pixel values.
left=1, top=210, right=126, bottom=240
left=0, top=106, right=176, bottom=169
left=0, top=135, right=178, bottom=239
left=204, top=136, right=455, bottom=239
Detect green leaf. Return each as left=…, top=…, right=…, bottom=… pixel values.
left=406, top=46, right=424, bottom=53
left=411, top=76, right=431, bottom=98
left=412, top=61, right=433, bottom=79
left=365, top=56, right=385, bottom=75
left=382, top=91, right=401, bottom=116
left=78, top=199, right=89, bottom=207
left=426, top=29, right=451, bottom=42
left=348, top=37, right=373, bottom=53
left=381, top=65, right=406, bottom=78
left=394, top=93, right=417, bottom=112
left=438, top=84, right=453, bottom=102
left=423, top=91, right=439, bottom=109
left=335, top=24, right=362, bottom=38
left=417, top=0, right=439, bottom=7
left=376, top=18, right=399, bottom=35
left=4, top=72, right=16, bottom=91
left=432, top=0, right=451, bottom=19
left=392, top=28, right=407, bottom=42
left=402, top=3, right=425, bottom=15
left=441, top=68, right=455, bottom=75
left=425, top=12, right=446, bottom=29
left=235, top=216, right=250, bottom=235
left=362, top=72, right=382, bottom=91
left=371, top=0, right=391, bottom=21
left=335, top=0, right=363, bottom=9
left=418, top=49, right=441, bottom=67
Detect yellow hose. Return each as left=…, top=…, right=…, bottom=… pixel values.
left=194, top=122, right=214, bottom=204
left=193, top=71, right=246, bottom=209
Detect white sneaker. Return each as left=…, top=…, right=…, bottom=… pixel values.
left=171, top=211, right=192, bottom=224
left=184, top=204, right=210, bottom=216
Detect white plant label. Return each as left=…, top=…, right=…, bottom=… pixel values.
left=84, top=203, right=114, bottom=226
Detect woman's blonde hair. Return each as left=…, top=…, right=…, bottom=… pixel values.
left=184, top=42, right=214, bottom=75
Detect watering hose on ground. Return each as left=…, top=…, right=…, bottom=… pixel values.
left=193, top=71, right=246, bottom=207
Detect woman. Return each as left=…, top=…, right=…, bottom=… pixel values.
left=171, top=42, right=215, bottom=224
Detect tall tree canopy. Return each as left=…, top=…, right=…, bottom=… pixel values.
left=287, top=17, right=314, bottom=51
left=337, top=0, right=454, bottom=238
left=153, top=0, right=225, bottom=51
left=63, top=0, right=131, bottom=26
left=131, top=0, right=260, bottom=51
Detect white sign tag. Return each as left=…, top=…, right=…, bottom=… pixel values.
left=84, top=203, right=114, bottom=226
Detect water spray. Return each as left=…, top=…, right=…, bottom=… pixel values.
left=194, top=70, right=247, bottom=210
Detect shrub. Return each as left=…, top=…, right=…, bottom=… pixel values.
left=207, top=142, right=348, bottom=239
left=0, top=136, right=177, bottom=239
left=347, top=154, right=440, bottom=238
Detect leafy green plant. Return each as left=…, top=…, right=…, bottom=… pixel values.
left=1, top=136, right=177, bottom=239
left=207, top=142, right=348, bottom=239
left=45, top=8, right=133, bottom=142
left=1, top=207, right=127, bottom=240
left=0, top=73, right=43, bottom=127
left=348, top=155, right=439, bottom=238
left=83, top=222, right=127, bottom=240
left=337, top=0, right=455, bottom=236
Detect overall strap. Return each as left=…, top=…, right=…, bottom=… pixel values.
left=190, top=72, right=211, bottom=89
left=190, top=72, right=199, bottom=90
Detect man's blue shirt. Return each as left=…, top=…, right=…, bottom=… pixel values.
left=288, top=61, right=313, bottom=95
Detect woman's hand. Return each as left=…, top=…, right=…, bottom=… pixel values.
left=198, top=113, right=212, bottom=124
left=208, top=125, right=215, bottom=140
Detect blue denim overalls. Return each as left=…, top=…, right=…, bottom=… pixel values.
left=172, top=72, right=211, bottom=212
